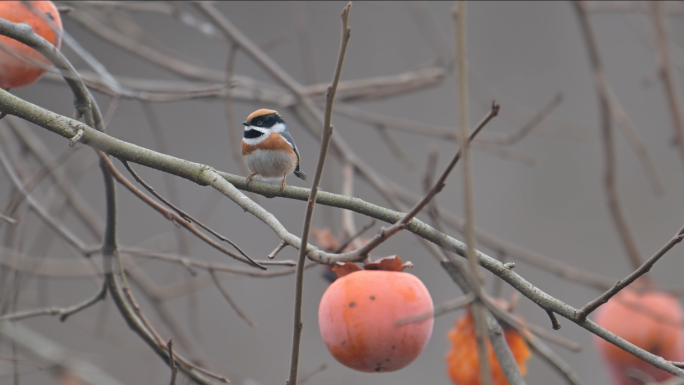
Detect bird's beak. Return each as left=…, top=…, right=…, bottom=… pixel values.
left=242, top=121, right=249, bottom=126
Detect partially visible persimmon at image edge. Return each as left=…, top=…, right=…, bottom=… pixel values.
left=594, top=289, right=684, bottom=385
left=0, top=1, right=62, bottom=89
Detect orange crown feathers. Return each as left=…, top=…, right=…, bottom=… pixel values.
left=246, top=109, right=280, bottom=122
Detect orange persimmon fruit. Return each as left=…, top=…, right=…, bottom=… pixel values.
left=594, top=289, right=684, bottom=385
left=445, top=307, right=532, bottom=385
left=318, top=256, right=434, bottom=372
left=0, top=1, right=62, bottom=89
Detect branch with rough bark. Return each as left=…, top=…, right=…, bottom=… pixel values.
left=2, top=4, right=684, bottom=383
left=1, top=79, right=683, bottom=378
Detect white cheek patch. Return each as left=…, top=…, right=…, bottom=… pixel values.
left=245, top=125, right=269, bottom=134
left=271, top=123, right=287, bottom=133
left=243, top=131, right=270, bottom=145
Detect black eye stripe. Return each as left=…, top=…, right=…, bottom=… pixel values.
left=244, top=129, right=264, bottom=139
left=249, top=113, right=284, bottom=128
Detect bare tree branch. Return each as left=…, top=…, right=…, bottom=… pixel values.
left=209, top=270, right=256, bottom=328
left=2, top=77, right=683, bottom=380
left=454, top=3, right=495, bottom=384
left=576, top=224, right=684, bottom=321
left=121, top=160, right=257, bottom=266
left=0, top=321, right=126, bottom=385
left=288, top=4, right=351, bottom=384
left=0, top=281, right=106, bottom=323
left=651, top=1, right=684, bottom=173
left=573, top=1, right=645, bottom=272
left=1, top=16, right=683, bottom=376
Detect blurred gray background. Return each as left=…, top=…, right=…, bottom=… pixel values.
left=3, top=1, right=684, bottom=384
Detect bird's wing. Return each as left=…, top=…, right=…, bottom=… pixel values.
left=280, top=129, right=301, bottom=164
left=280, top=128, right=307, bottom=180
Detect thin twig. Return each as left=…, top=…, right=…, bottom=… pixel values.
left=524, top=323, right=582, bottom=352
left=168, top=338, right=178, bottom=385
left=8, top=119, right=105, bottom=239
left=394, top=293, right=475, bottom=326
left=294, top=1, right=318, bottom=85
left=224, top=43, right=251, bottom=178
left=0, top=354, right=43, bottom=369
left=584, top=1, right=684, bottom=13
left=334, top=219, right=376, bottom=253
left=375, top=124, right=415, bottom=170
left=298, top=363, right=327, bottom=385
left=0, top=321, right=127, bottom=385
left=454, top=3, right=491, bottom=385
left=3, top=88, right=684, bottom=376
left=3, top=143, right=77, bottom=216
left=340, top=161, right=356, bottom=241
left=343, top=104, right=499, bottom=259
left=8, top=199, right=27, bottom=385
left=422, top=148, right=453, bottom=248
left=104, top=156, right=261, bottom=267
left=69, top=128, right=84, bottom=146
left=102, top=95, right=121, bottom=128
left=123, top=264, right=211, bottom=367
left=0, top=281, right=105, bottom=322
left=288, top=5, right=351, bottom=385
left=331, top=101, right=540, bottom=165
left=0, top=141, right=89, bottom=253
left=404, top=2, right=452, bottom=64
left=122, top=285, right=166, bottom=346
left=652, top=1, right=684, bottom=173
left=101, top=151, right=219, bottom=384
left=0, top=212, right=17, bottom=225
left=573, top=1, right=645, bottom=272
left=575, top=224, right=684, bottom=321
left=7, top=7, right=226, bottom=378
left=209, top=269, right=256, bottom=327
left=122, top=160, right=258, bottom=266
left=546, top=309, right=562, bottom=330
left=268, top=240, right=289, bottom=259
left=0, top=12, right=263, bottom=383
left=604, top=86, right=664, bottom=195
left=0, top=244, right=299, bottom=279
left=489, top=93, right=563, bottom=145
left=525, top=333, right=585, bottom=385
left=69, top=8, right=225, bottom=82
left=140, top=101, right=189, bottom=255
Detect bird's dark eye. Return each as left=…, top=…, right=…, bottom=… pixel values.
left=257, top=121, right=262, bottom=126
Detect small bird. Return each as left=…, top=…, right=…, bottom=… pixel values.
left=241, top=109, right=306, bottom=192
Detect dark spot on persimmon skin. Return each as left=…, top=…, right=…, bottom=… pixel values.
left=391, top=345, right=396, bottom=350
left=385, top=358, right=390, bottom=362
left=370, top=295, right=375, bottom=300
left=349, top=302, right=356, bottom=308
left=340, top=340, right=346, bottom=345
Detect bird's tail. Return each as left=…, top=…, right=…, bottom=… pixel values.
left=294, top=166, right=307, bottom=181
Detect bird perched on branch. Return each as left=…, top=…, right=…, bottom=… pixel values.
left=241, top=109, right=307, bottom=192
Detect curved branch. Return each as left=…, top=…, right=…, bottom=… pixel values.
left=0, top=16, right=224, bottom=384
left=1, top=88, right=683, bottom=377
